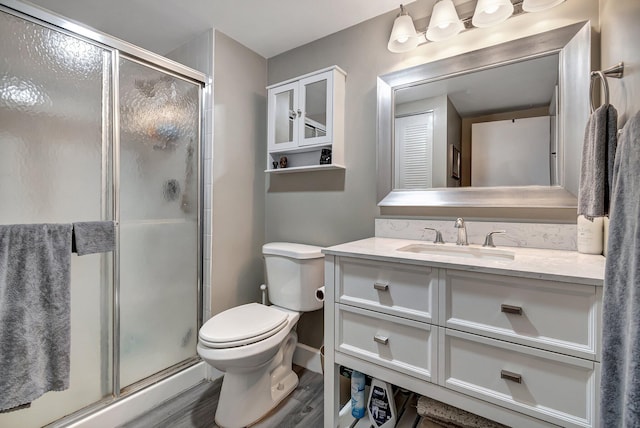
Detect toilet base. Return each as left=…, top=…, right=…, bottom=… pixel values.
left=214, top=330, right=299, bottom=428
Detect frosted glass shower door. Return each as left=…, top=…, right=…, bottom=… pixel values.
left=118, top=57, right=200, bottom=387
left=0, top=10, right=113, bottom=428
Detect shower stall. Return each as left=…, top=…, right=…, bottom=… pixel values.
left=0, top=3, right=205, bottom=427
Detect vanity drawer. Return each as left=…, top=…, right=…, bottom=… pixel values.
left=440, top=329, right=598, bottom=428
left=441, top=270, right=600, bottom=360
left=337, top=257, right=437, bottom=322
left=336, top=304, right=436, bottom=382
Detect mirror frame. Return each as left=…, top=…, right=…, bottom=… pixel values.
left=377, top=22, right=592, bottom=208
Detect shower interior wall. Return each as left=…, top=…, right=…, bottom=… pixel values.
left=166, top=28, right=215, bottom=327
left=167, top=29, right=269, bottom=373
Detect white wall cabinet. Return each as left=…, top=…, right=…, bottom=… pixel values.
left=266, top=66, right=346, bottom=173
left=323, top=254, right=602, bottom=428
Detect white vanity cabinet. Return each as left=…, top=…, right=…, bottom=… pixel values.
left=323, top=240, right=604, bottom=428
left=440, top=269, right=601, bottom=427
left=266, top=66, right=346, bottom=173
left=335, top=258, right=438, bottom=383
left=441, top=270, right=601, bottom=360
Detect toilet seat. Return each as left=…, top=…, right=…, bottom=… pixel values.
left=199, top=303, right=289, bottom=349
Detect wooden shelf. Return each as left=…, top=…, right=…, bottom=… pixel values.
left=265, top=164, right=345, bottom=174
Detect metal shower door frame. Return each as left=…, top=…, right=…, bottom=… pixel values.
left=0, top=1, right=207, bottom=425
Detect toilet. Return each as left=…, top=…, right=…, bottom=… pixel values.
left=197, top=242, right=324, bottom=428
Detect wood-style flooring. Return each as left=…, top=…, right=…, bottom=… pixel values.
left=118, top=365, right=323, bottom=428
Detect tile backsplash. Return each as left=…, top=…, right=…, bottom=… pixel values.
left=376, top=218, right=577, bottom=251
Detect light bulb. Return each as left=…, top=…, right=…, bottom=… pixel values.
left=485, top=5, right=499, bottom=14
left=397, top=35, right=409, bottom=43
left=438, top=22, right=450, bottom=29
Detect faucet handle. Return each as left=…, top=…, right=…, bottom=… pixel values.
left=483, top=230, right=506, bottom=248
left=423, top=227, right=445, bottom=244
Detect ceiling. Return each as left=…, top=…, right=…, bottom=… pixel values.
left=23, top=0, right=430, bottom=58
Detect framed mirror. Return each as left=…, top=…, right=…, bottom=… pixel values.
left=377, top=21, right=592, bottom=208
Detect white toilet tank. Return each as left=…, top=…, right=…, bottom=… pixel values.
left=263, top=242, right=324, bottom=312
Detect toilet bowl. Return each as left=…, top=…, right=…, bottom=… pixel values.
left=197, top=242, right=324, bottom=428
left=197, top=303, right=300, bottom=427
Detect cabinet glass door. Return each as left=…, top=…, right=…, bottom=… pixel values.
left=268, top=82, right=298, bottom=152
left=299, top=72, right=332, bottom=147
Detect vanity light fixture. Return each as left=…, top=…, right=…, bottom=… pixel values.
left=522, top=0, right=566, bottom=12
left=426, top=0, right=464, bottom=42
left=386, top=0, right=566, bottom=53
left=471, top=0, right=514, bottom=27
left=387, top=4, right=420, bottom=53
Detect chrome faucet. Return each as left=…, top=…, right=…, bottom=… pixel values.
left=483, top=230, right=506, bottom=248
left=454, top=218, right=468, bottom=246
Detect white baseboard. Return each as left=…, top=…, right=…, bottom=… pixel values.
left=293, top=343, right=323, bottom=374
left=67, top=362, right=206, bottom=428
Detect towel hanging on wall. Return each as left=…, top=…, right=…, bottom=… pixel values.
left=577, top=103, right=618, bottom=219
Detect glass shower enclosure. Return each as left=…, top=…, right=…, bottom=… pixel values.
left=0, top=5, right=203, bottom=427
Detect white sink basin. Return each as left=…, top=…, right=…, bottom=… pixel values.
left=397, top=243, right=515, bottom=261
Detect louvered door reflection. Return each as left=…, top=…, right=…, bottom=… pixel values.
left=394, top=112, right=434, bottom=189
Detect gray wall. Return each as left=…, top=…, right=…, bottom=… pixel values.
left=600, top=0, right=640, bottom=126
left=266, top=1, right=598, bottom=347
left=266, top=1, right=600, bottom=251
left=211, top=31, right=268, bottom=315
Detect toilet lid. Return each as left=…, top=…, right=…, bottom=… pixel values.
left=199, top=303, right=289, bottom=348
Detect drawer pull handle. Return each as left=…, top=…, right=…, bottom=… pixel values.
left=373, top=335, right=389, bottom=345
left=500, top=370, right=522, bottom=384
left=374, top=282, right=389, bottom=291
left=501, top=304, right=523, bottom=315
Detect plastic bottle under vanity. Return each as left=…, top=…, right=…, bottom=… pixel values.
left=367, top=378, right=397, bottom=428
left=577, top=215, right=604, bottom=255
left=351, top=370, right=366, bottom=419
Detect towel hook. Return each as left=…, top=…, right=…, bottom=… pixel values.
left=589, top=62, right=624, bottom=113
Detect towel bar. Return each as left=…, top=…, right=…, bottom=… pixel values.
left=590, top=62, right=624, bottom=113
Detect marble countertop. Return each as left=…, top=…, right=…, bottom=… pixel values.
left=322, top=237, right=605, bottom=286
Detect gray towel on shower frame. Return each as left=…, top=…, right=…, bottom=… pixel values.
left=601, top=110, right=640, bottom=427
left=577, top=104, right=618, bottom=219
left=0, top=223, right=73, bottom=411
left=72, top=221, right=115, bottom=256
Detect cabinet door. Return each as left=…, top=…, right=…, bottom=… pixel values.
left=298, top=71, right=333, bottom=147
left=267, top=81, right=299, bottom=153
